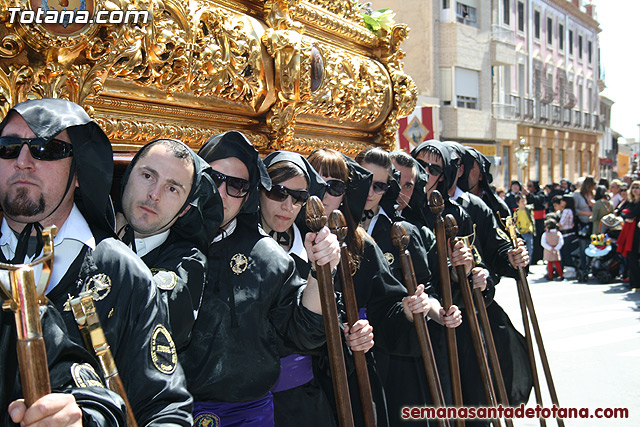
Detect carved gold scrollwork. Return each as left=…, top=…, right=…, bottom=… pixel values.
left=0, top=65, right=32, bottom=117
left=188, top=6, right=269, bottom=110
left=377, top=24, right=417, bottom=150
left=305, top=0, right=361, bottom=24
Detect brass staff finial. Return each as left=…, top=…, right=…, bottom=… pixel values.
left=305, top=195, right=327, bottom=233
left=328, top=210, right=348, bottom=243
left=391, top=222, right=410, bottom=252
left=429, top=190, right=445, bottom=217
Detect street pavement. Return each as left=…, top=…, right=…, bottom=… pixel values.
left=493, top=263, right=640, bottom=426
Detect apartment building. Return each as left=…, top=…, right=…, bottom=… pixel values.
left=383, top=0, right=603, bottom=188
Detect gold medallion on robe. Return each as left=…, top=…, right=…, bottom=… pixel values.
left=230, top=253, right=248, bottom=275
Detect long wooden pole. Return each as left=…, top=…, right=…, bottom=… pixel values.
left=505, top=217, right=564, bottom=427
left=428, top=191, right=463, bottom=427
left=306, top=196, right=354, bottom=427
left=443, top=215, right=500, bottom=427
left=328, top=210, right=376, bottom=427
left=391, top=222, right=449, bottom=427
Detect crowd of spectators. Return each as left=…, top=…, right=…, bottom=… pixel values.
left=494, top=174, right=638, bottom=286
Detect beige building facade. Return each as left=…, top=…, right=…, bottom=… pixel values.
left=374, top=0, right=603, bottom=188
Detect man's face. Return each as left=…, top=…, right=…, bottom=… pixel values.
left=0, top=114, right=76, bottom=226
left=560, top=180, right=568, bottom=190
left=527, top=181, right=535, bottom=192
left=415, top=151, right=444, bottom=196
left=121, top=144, right=194, bottom=237
left=392, top=160, right=416, bottom=211
left=467, top=160, right=482, bottom=191
left=209, top=157, right=249, bottom=227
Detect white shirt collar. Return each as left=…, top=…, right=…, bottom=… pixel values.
left=0, top=204, right=95, bottom=294
left=213, top=218, right=237, bottom=243
left=134, top=229, right=170, bottom=257
left=287, top=223, right=308, bottom=262
left=452, top=186, right=466, bottom=201
left=366, top=206, right=389, bottom=235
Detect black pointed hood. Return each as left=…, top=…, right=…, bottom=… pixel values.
left=341, top=153, right=373, bottom=224
left=198, top=131, right=271, bottom=215
left=120, top=138, right=223, bottom=250
left=0, top=98, right=116, bottom=241
left=411, top=139, right=457, bottom=199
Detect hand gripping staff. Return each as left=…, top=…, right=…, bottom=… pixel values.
left=444, top=215, right=510, bottom=427
left=428, top=191, right=463, bottom=427
left=305, top=196, right=355, bottom=427
left=391, top=222, right=449, bottom=427
left=70, top=292, right=138, bottom=427
left=0, top=226, right=57, bottom=407
left=504, top=217, right=564, bottom=427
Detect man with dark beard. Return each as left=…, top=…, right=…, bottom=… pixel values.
left=0, top=99, right=193, bottom=426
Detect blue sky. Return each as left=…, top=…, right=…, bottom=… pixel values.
left=593, top=0, right=640, bottom=140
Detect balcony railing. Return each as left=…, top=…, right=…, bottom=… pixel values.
left=584, top=112, right=591, bottom=129
left=493, top=102, right=516, bottom=119
left=574, top=110, right=582, bottom=127
left=539, top=102, right=549, bottom=122
left=552, top=105, right=561, bottom=124
left=513, top=96, right=522, bottom=118
left=563, top=108, right=571, bottom=125
left=524, top=98, right=534, bottom=119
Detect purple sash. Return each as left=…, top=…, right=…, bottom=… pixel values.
left=193, top=393, right=274, bottom=427
left=358, top=307, right=367, bottom=320
left=271, top=354, right=314, bottom=393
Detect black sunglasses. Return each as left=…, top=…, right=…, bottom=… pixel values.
left=325, top=179, right=347, bottom=197
left=372, top=181, right=390, bottom=195
left=0, top=136, right=73, bottom=161
left=264, top=184, right=310, bottom=206
left=417, top=159, right=444, bottom=177
left=211, top=170, right=251, bottom=198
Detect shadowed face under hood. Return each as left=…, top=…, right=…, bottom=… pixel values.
left=198, top=131, right=271, bottom=216
left=411, top=139, right=457, bottom=200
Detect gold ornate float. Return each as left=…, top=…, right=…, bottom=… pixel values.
left=0, top=0, right=416, bottom=158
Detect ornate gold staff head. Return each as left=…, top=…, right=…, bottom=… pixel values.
left=328, top=210, right=347, bottom=243
left=391, top=222, right=410, bottom=252
left=428, top=190, right=445, bottom=218
left=444, top=214, right=458, bottom=240
left=305, top=195, right=327, bottom=233
left=504, top=216, right=519, bottom=246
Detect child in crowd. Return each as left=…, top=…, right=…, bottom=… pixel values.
left=541, top=218, right=564, bottom=280
left=515, top=195, right=535, bottom=257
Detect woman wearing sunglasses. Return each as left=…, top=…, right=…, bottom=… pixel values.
left=260, top=151, right=372, bottom=427
left=355, top=147, right=465, bottom=427
left=180, top=132, right=340, bottom=427
left=308, top=148, right=439, bottom=427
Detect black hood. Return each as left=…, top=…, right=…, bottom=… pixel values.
left=198, top=131, right=271, bottom=215
left=0, top=98, right=115, bottom=240
left=411, top=139, right=457, bottom=199
left=379, top=169, right=401, bottom=219
left=342, top=153, right=373, bottom=224
left=120, top=138, right=223, bottom=250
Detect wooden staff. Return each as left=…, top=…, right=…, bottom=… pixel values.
left=391, top=222, right=449, bottom=427
left=71, top=292, right=138, bottom=427
left=0, top=227, right=57, bottom=407
left=505, top=217, right=564, bottom=427
left=328, top=210, right=376, bottom=427
left=306, top=196, right=355, bottom=427
left=443, top=216, right=499, bottom=427
left=444, top=215, right=507, bottom=427
left=428, top=191, right=463, bottom=427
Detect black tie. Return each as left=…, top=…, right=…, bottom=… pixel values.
left=269, top=230, right=291, bottom=247
left=361, top=209, right=375, bottom=223
left=119, top=224, right=138, bottom=253
left=12, top=222, right=44, bottom=264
